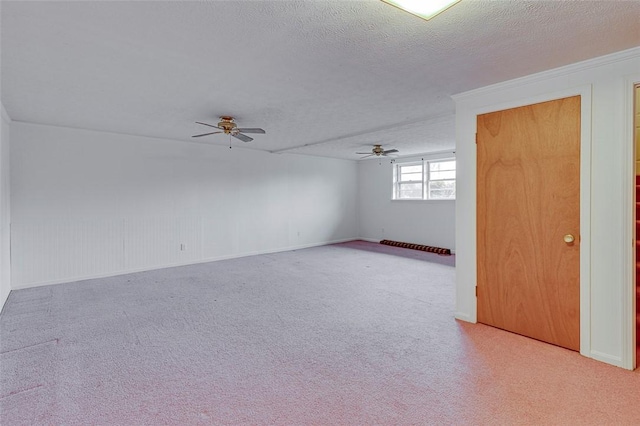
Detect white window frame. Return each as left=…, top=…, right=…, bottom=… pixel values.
left=426, top=158, right=456, bottom=200
left=392, top=157, right=456, bottom=200
left=393, top=161, right=425, bottom=200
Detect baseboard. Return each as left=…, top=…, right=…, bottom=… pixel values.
left=0, top=289, right=10, bottom=315
left=10, top=237, right=361, bottom=290
left=589, top=350, right=624, bottom=369
left=358, top=237, right=380, bottom=243
left=1, top=102, right=11, bottom=123
left=455, top=312, right=475, bottom=323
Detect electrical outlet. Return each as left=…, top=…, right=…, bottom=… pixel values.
left=180, top=244, right=186, bottom=251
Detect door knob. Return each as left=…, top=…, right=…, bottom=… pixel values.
left=563, top=234, right=575, bottom=244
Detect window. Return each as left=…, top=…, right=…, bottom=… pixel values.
left=393, top=158, right=456, bottom=200
left=427, top=159, right=456, bottom=199
left=395, top=162, right=424, bottom=199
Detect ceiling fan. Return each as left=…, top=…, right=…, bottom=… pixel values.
left=356, top=144, right=399, bottom=158
left=192, top=116, right=265, bottom=143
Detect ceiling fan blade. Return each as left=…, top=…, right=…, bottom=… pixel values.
left=355, top=152, right=372, bottom=154
left=236, top=128, right=265, bottom=134
left=360, top=154, right=375, bottom=159
left=233, top=133, right=253, bottom=143
left=192, top=131, right=222, bottom=138
left=195, top=121, right=221, bottom=129
left=383, top=149, right=399, bottom=154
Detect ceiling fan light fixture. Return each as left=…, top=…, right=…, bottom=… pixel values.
left=192, top=116, right=265, bottom=143
left=381, top=0, right=461, bottom=21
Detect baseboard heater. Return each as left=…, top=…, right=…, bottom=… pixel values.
left=380, top=239, right=452, bottom=255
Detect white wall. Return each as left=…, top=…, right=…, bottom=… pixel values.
left=0, top=104, right=11, bottom=311
left=10, top=122, right=358, bottom=288
left=358, top=156, right=455, bottom=250
left=454, top=47, right=640, bottom=369
left=0, top=0, right=11, bottom=310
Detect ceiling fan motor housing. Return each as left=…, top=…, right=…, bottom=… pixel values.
left=218, top=116, right=237, bottom=133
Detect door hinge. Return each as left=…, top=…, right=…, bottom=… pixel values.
left=475, top=133, right=478, bottom=144
left=475, top=286, right=478, bottom=297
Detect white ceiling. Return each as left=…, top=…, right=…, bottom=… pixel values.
left=1, top=1, right=639, bottom=160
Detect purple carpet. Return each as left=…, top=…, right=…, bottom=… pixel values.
left=2, top=240, right=639, bottom=424
left=0, top=241, right=456, bottom=424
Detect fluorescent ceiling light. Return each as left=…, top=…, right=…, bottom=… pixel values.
left=381, top=0, right=461, bottom=21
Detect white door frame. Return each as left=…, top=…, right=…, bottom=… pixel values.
left=623, top=74, right=640, bottom=370
left=469, top=85, right=593, bottom=358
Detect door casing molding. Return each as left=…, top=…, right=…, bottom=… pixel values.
left=622, top=74, right=640, bottom=370
left=467, top=85, right=593, bottom=358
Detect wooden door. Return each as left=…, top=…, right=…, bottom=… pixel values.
left=477, top=96, right=581, bottom=351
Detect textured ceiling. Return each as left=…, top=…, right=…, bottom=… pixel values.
left=1, top=1, right=639, bottom=160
